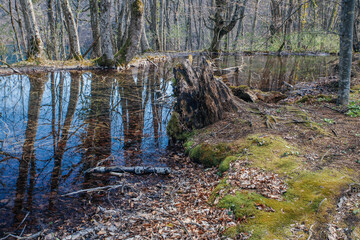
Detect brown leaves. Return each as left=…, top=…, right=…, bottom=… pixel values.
left=227, top=161, right=287, bottom=200
left=54, top=155, right=237, bottom=239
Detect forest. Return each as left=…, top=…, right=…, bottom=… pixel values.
left=0, top=0, right=360, bottom=239
left=0, top=0, right=357, bottom=62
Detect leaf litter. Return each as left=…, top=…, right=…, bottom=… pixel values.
left=46, top=154, right=238, bottom=239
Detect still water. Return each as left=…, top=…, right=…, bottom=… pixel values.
left=0, top=54, right=337, bottom=235
left=0, top=63, right=174, bottom=234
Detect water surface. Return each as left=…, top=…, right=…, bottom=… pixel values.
left=0, top=63, right=174, bottom=234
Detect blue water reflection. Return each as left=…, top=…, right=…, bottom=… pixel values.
left=0, top=64, right=173, bottom=232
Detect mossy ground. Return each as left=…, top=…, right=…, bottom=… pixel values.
left=181, top=96, right=360, bottom=239
left=201, top=134, right=354, bottom=239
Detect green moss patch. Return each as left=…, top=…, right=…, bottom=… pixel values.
left=211, top=134, right=354, bottom=239
left=187, top=143, right=231, bottom=168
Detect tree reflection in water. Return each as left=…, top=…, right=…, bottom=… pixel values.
left=0, top=64, right=173, bottom=235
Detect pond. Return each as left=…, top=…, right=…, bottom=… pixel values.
left=0, top=54, right=337, bottom=236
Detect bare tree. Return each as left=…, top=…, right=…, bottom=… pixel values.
left=208, top=0, right=248, bottom=53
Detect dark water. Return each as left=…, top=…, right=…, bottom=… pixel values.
left=0, top=54, right=337, bottom=236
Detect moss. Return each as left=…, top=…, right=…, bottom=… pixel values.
left=132, top=0, right=144, bottom=16
left=283, top=106, right=328, bottom=135
left=166, top=112, right=191, bottom=141
left=212, top=134, right=354, bottom=239
left=317, top=94, right=335, bottom=102
left=188, top=143, right=231, bottom=168
left=222, top=225, right=241, bottom=239
left=352, top=84, right=360, bottom=91
left=297, top=95, right=315, bottom=103
left=219, top=156, right=239, bottom=173
left=115, top=38, right=131, bottom=66
left=183, top=141, right=195, bottom=154
left=233, top=135, right=301, bottom=174
left=230, top=85, right=250, bottom=91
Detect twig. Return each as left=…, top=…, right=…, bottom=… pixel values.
left=307, top=224, right=314, bottom=240
left=146, top=57, right=159, bottom=68
left=82, top=35, right=100, bottom=58
left=17, top=212, right=29, bottom=229
left=211, top=123, right=231, bottom=137
left=0, top=231, right=41, bottom=240
left=320, top=150, right=331, bottom=162
left=317, top=198, right=327, bottom=213
left=160, top=208, right=193, bottom=240
left=62, top=184, right=126, bottom=196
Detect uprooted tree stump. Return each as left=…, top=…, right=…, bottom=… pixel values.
left=170, top=57, right=242, bottom=133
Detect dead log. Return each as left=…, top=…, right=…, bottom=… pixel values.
left=85, top=166, right=171, bottom=175
left=172, top=57, right=242, bottom=130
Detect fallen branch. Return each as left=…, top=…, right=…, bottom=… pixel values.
left=0, top=231, right=42, bottom=240
left=62, top=184, right=126, bottom=197
left=146, top=57, right=158, bottom=68
left=85, top=166, right=171, bottom=175
left=0, top=60, right=20, bottom=74
left=63, top=226, right=102, bottom=240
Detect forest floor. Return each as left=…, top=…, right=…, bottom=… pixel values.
left=2, top=56, right=360, bottom=240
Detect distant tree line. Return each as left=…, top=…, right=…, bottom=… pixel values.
left=0, top=0, right=358, bottom=64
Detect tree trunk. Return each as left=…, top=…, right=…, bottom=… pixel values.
left=89, top=0, right=101, bottom=58
left=47, top=0, right=58, bottom=60
left=185, top=0, right=192, bottom=51
left=8, top=0, right=22, bottom=61
left=270, top=0, right=282, bottom=38
left=141, top=26, right=151, bottom=52
left=249, top=0, right=260, bottom=51
left=338, top=0, right=356, bottom=105
left=19, top=0, right=45, bottom=60
left=115, top=0, right=144, bottom=65
left=98, top=0, right=114, bottom=66
left=15, top=0, right=27, bottom=54
left=149, top=0, right=161, bottom=50
left=172, top=57, right=241, bottom=130
left=208, top=0, right=247, bottom=53
left=61, top=0, right=82, bottom=60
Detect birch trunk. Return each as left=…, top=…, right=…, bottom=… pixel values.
left=19, top=0, right=45, bottom=60
left=61, top=0, right=82, bottom=60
